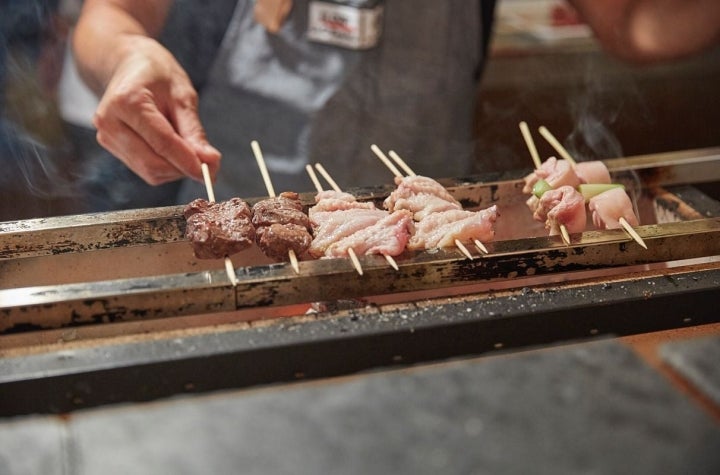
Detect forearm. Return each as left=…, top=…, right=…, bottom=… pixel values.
left=73, top=0, right=172, bottom=94
left=569, top=0, right=720, bottom=63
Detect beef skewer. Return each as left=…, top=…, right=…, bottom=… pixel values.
left=250, top=140, right=311, bottom=274
left=372, top=145, right=497, bottom=259
left=189, top=163, right=241, bottom=286
left=308, top=163, right=409, bottom=273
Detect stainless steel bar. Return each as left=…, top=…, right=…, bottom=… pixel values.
left=2, top=218, right=719, bottom=333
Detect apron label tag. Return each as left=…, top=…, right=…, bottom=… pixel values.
left=308, top=1, right=384, bottom=50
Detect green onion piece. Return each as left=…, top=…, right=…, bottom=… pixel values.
left=578, top=183, right=625, bottom=201
left=532, top=179, right=552, bottom=198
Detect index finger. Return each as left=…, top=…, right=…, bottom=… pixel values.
left=113, top=90, right=204, bottom=181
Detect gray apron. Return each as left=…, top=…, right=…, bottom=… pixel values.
left=179, top=0, right=484, bottom=202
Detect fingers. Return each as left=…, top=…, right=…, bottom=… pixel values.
left=94, top=87, right=217, bottom=185
left=95, top=114, right=185, bottom=185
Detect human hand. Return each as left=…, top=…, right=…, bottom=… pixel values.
left=92, top=35, right=221, bottom=185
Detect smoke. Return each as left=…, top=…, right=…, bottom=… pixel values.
left=565, top=59, right=650, bottom=161
left=0, top=1, right=90, bottom=219
left=0, top=118, right=78, bottom=199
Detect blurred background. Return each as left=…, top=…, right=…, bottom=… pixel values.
left=1, top=0, right=719, bottom=221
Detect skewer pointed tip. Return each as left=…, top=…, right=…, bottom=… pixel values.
left=289, top=249, right=300, bottom=274
left=473, top=239, right=489, bottom=254
left=224, top=257, right=238, bottom=286
left=384, top=254, right=399, bottom=271
left=455, top=239, right=474, bottom=260
left=559, top=224, right=571, bottom=246
left=619, top=217, right=648, bottom=249
left=347, top=248, right=364, bottom=275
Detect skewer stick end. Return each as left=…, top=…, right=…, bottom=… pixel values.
left=519, top=121, right=542, bottom=170
left=289, top=249, right=300, bottom=274
left=347, top=248, right=364, bottom=275
left=559, top=224, right=571, bottom=246
left=370, top=144, right=403, bottom=178
left=224, top=257, right=238, bottom=286
left=455, top=240, right=474, bottom=260
left=538, top=125, right=578, bottom=168
left=473, top=239, right=489, bottom=254
left=200, top=162, right=216, bottom=203
left=619, top=217, right=648, bottom=249
left=384, top=254, right=399, bottom=271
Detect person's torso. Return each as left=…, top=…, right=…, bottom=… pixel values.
left=180, top=0, right=491, bottom=202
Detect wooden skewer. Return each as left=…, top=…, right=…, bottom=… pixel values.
left=251, top=140, right=276, bottom=197
left=559, top=224, right=572, bottom=246
left=519, top=121, right=542, bottom=170
left=538, top=126, right=578, bottom=168
left=251, top=140, right=299, bottom=274
left=314, top=163, right=342, bottom=192
left=201, top=162, right=216, bottom=203
left=474, top=239, right=489, bottom=254
left=347, top=248, right=364, bottom=276
left=619, top=217, right=648, bottom=249
left=454, top=240, right=474, bottom=260
left=370, top=144, right=403, bottom=178
left=305, top=164, right=323, bottom=194
left=388, top=151, right=415, bottom=177
left=200, top=163, right=238, bottom=286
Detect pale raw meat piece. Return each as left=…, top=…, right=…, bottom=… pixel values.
left=533, top=186, right=586, bottom=236
left=309, top=208, right=389, bottom=257
left=309, top=190, right=376, bottom=217
left=325, top=210, right=414, bottom=257
left=408, top=206, right=498, bottom=250
left=391, top=194, right=461, bottom=221
left=522, top=157, right=581, bottom=194
left=588, top=187, right=639, bottom=230
left=384, top=175, right=459, bottom=212
left=575, top=161, right=611, bottom=184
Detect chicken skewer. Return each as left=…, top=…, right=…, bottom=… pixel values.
left=306, top=163, right=404, bottom=270
left=251, top=140, right=303, bottom=273
left=199, top=163, right=240, bottom=286
left=371, top=145, right=498, bottom=260
left=388, top=149, right=489, bottom=255
left=307, top=164, right=363, bottom=275
left=517, top=123, right=573, bottom=245
left=536, top=125, right=647, bottom=249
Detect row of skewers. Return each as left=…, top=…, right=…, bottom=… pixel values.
left=185, top=142, right=498, bottom=281
left=185, top=124, right=648, bottom=285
